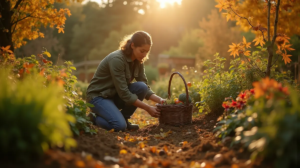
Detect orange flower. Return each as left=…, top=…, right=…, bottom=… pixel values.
left=187, top=82, right=192, bottom=87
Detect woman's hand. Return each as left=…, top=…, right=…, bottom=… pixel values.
left=146, top=106, right=161, bottom=118
left=159, top=98, right=167, bottom=104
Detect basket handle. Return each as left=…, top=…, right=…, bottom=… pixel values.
left=168, top=72, right=190, bottom=106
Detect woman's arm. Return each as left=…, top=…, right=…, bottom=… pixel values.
left=133, top=99, right=160, bottom=118
left=149, top=94, right=166, bottom=104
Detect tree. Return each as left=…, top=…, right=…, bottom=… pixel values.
left=197, top=10, right=242, bottom=68
left=88, top=22, right=142, bottom=60
left=69, top=0, right=150, bottom=62
left=163, top=29, right=203, bottom=58
left=0, top=0, right=82, bottom=52
left=14, top=29, right=65, bottom=63
left=216, top=0, right=300, bottom=76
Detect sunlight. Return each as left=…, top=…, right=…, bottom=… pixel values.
left=156, top=0, right=182, bottom=8
left=84, top=0, right=182, bottom=9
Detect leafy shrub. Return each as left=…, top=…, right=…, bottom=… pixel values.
left=145, top=65, right=159, bottom=83
left=75, top=81, right=89, bottom=100
left=197, top=53, right=242, bottom=114
left=215, top=78, right=300, bottom=168
left=197, top=49, right=293, bottom=115
left=0, top=69, right=76, bottom=162
left=2, top=52, right=95, bottom=136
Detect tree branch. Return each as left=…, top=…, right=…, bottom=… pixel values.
left=12, top=0, right=23, bottom=12
left=229, top=6, right=266, bottom=42
left=271, top=0, right=280, bottom=46
left=270, top=53, right=281, bottom=67
left=12, top=13, right=32, bottom=25
left=242, top=55, right=265, bottom=77
left=267, top=0, right=271, bottom=42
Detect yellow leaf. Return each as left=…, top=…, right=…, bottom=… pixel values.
left=244, top=50, right=251, bottom=56
left=242, top=36, right=251, bottom=49
left=138, top=142, right=145, bottom=149
left=120, top=149, right=127, bottom=154
left=43, top=51, right=51, bottom=57
left=228, top=43, right=240, bottom=58
left=281, top=53, right=292, bottom=64
left=108, top=129, right=114, bottom=133
left=253, top=36, right=265, bottom=47
left=215, top=0, right=229, bottom=12
left=56, top=26, right=65, bottom=33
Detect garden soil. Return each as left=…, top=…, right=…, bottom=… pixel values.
left=1, top=114, right=271, bottom=168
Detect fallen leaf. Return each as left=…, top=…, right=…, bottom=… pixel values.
left=231, top=164, right=239, bottom=168
left=163, top=145, right=168, bottom=152
left=75, top=160, right=85, bottom=168
left=150, top=146, right=157, bottom=153
left=120, top=149, right=127, bottom=154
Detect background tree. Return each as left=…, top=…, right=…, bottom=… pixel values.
left=162, top=29, right=203, bottom=58
left=197, top=10, right=243, bottom=69
left=216, top=0, right=300, bottom=76
left=0, top=0, right=82, bottom=51
left=88, top=22, right=142, bottom=61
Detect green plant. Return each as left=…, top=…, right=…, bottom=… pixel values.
left=2, top=52, right=96, bottom=136
left=215, top=78, right=300, bottom=168
left=0, top=69, right=76, bottom=162
left=75, top=81, right=89, bottom=100
left=145, top=65, right=159, bottom=83
left=197, top=53, right=242, bottom=114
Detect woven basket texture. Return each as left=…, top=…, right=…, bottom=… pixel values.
left=157, top=72, right=193, bottom=126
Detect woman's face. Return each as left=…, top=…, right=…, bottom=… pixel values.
left=131, top=43, right=151, bottom=62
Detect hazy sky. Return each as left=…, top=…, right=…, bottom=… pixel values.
left=84, top=0, right=182, bottom=8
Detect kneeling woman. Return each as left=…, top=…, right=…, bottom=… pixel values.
left=86, top=31, right=165, bottom=131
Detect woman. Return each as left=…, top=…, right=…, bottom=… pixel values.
left=86, top=31, right=165, bottom=131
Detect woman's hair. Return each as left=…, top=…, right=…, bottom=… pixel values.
left=119, top=31, right=152, bottom=63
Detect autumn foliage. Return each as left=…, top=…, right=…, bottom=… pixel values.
left=215, top=0, right=300, bottom=76
left=0, top=0, right=83, bottom=50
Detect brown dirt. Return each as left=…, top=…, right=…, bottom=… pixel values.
left=1, top=114, right=271, bottom=168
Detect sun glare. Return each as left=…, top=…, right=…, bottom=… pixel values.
left=156, top=0, right=182, bottom=8
left=85, top=0, right=182, bottom=9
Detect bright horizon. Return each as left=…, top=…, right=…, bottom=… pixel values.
left=84, top=0, right=182, bottom=8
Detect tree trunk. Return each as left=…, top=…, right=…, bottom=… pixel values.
left=266, top=46, right=273, bottom=77
left=266, top=0, right=280, bottom=77
left=0, top=0, right=13, bottom=51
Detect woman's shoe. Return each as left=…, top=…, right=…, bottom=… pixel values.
left=126, top=119, right=139, bottom=131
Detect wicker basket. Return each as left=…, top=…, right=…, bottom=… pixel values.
left=156, top=72, right=193, bottom=126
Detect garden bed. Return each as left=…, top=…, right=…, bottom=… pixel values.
left=2, top=114, right=270, bottom=168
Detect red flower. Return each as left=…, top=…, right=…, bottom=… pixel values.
left=222, top=102, right=230, bottom=110
left=239, top=93, right=246, bottom=99
left=250, top=89, right=255, bottom=94
left=231, top=100, right=237, bottom=107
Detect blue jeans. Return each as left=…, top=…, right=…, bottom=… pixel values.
left=88, top=82, right=148, bottom=131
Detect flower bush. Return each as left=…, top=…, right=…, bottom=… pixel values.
left=215, top=78, right=299, bottom=168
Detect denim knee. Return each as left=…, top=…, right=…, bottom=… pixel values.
left=133, top=82, right=148, bottom=94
